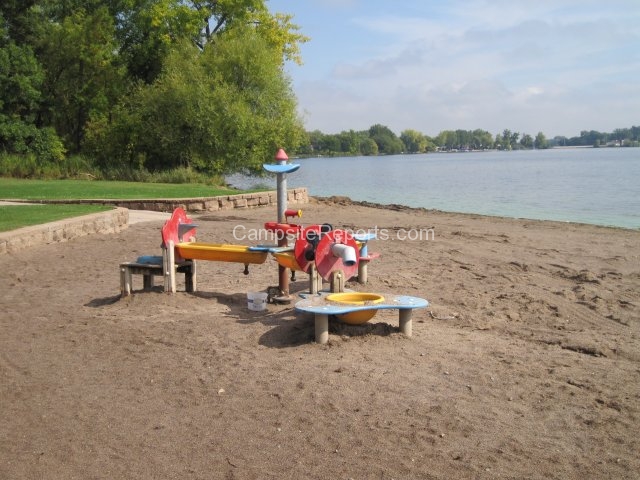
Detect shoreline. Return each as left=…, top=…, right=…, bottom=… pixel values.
left=313, top=195, right=639, bottom=232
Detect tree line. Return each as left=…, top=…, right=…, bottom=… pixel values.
left=1, top=2, right=638, bottom=180
left=299, top=125, right=640, bottom=157
left=0, top=0, right=307, bottom=178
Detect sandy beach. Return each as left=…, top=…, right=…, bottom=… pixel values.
left=1, top=198, right=639, bottom=479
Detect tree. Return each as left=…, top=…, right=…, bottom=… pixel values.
left=497, top=129, right=519, bottom=150
left=520, top=133, right=533, bottom=149
left=471, top=129, right=493, bottom=150
left=534, top=132, right=548, bottom=149
left=37, top=6, right=125, bottom=152
left=400, top=129, right=427, bottom=153
left=435, top=130, right=455, bottom=150
left=510, top=131, right=520, bottom=147
left=0, top=16, right=65, bottom=161
left=368, top=124, right=404, bottom=154
left=109, top=1, right=307, bottom=84
left=359, top=137, right=378, bottom=156
left=88, top=27, right=305, bottom=174
left=337, top=130, right=360, bottom=155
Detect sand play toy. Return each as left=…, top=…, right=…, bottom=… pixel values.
left=119, top=148, right=428, bottom=344
left=325, top=292, right=385, bottom=324
left=295, top=293, right=428, bottom=344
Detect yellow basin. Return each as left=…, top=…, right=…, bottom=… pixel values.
left=273, top=251, right=302, bottom=271
left=175, top=242, right=268, bottom=264
left=326, top=292, right=385, bottom=325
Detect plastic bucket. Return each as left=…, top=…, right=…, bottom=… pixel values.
left=247, top=291, right=268, bottom=311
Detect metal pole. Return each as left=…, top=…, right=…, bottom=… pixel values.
left=277, top=172, right=286, bottom=223
left=276, top=151, right=289, bottom=300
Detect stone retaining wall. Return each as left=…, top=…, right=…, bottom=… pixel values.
left=22, top=188, right=309, bottom=213
left=0, top=188, right=309, bottom=254
left=0, top=208, right=129, bottom=255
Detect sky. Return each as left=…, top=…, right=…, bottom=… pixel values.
left=267, top=0, right=640, bottom=138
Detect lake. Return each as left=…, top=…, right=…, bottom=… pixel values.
left=227, top=148, right=640, bottom=229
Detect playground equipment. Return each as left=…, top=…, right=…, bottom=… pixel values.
left=325, top=292, right=385, bottom=324
left=295, top=293, right=429, bottom=344
left=161, top=206, right=268, bottom=290
left=119, top=147, right=427, bottom=345
left=262, top=149, right=302, bottom=303
left=119, top=204, right=271, bottom=297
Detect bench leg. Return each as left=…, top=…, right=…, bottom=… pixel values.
left=163, top=243, right=176, bottom=294
left=185, top=260, right=197, bottom=293
left=143, top=274, right=154, bottom=290
left=315, top=313, right=329, bottom=344
left=399, top=309, right=413, bottom=337
left=120, top=266, right=132, bottom=297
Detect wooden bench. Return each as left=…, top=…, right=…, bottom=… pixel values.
left=120, top=259, right=196, bottom=297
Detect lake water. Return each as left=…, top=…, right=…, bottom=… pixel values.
left=227, top=148, right=640, bottom=229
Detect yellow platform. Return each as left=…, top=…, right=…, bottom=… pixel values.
left=272, top=251, right=303, bottom=271
left=175, top=242, right=268, bottom=264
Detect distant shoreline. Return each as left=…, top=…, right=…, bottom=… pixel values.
left=312, top=195, right=638, bottom=231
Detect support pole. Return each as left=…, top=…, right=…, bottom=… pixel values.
left=309, top=264, right=320, bottom=294
left=185, top=260, right=196, bottom=293
left=276, top=152, right=289, bottom=299
left=399, top=309, right=413, bottom=337
left=329, top=270, right=345, bottom=293
left=120, top=266, right=132, bottom=297
left=315, top=313, right=329, bottom=344
left=358, top=259, right=369, bottom=285
left=163, top=241, right=176, bottom=294
left=143, top=273, right=154, bottom=290
left=277, top=172, right=286, bottom=224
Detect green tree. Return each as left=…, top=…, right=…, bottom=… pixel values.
left=400, top=129, right=427, bottom=153
left=359, top=137, right=378, bottom=156
left=305, top=129, right=324, bottom=154
left=0, top=16, right=65, bottom=161
left=320, top=133, right=342, bottom=154
left=89, top=27, right=304, bottom=174
left=369, top=124, right=404, bottom=154
left=471, top=129, right=493, bottom=150
left=109, top=0, right=307, bottom=84
left=37, top=7, right=125, bottom=152
left=435, top=130, right=458, bottom=150
left=337, top=130, right=360, bottom=155
left=498, top=129, right=519, bottom=150
left=520, top=133, right=533, bottom=149
left=510, top=131, right=520, bottom=148
left=534, top=132, right=549, bottom=149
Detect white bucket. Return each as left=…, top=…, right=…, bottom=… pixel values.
left=247, top=292, right=268, bottom=311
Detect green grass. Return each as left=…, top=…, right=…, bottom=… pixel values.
left=0, top=178, right=254, bottom=200
left=0, top=205, right=112, bottom=232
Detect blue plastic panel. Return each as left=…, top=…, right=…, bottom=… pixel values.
left=295, top=294, right=429, bottom=315
left=263, top=163, right=301, bottom=174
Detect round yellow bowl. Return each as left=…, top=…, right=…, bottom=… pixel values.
left=326, top=292, right=385, bottom=325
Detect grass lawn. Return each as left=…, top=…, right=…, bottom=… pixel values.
left=0, top=204, right=112, bottom=232
left=0, top=178, right=252, bottom=200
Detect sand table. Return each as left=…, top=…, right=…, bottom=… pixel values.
left=1, top=198, right=638, bottom=479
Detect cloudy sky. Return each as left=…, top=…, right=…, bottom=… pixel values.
left=267, top=0, right=640, bottom=138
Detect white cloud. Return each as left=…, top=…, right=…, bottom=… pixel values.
left=287, top=0, right=640, bottom=136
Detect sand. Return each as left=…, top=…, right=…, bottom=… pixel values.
left=1, top=198, right=639, bottom=479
